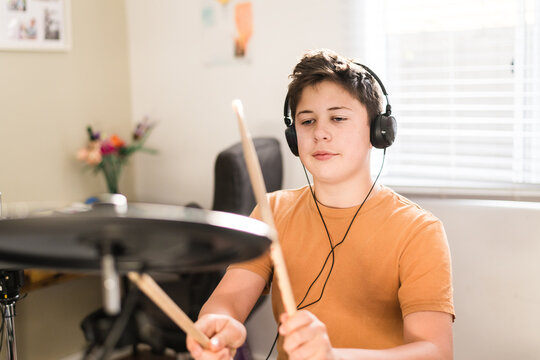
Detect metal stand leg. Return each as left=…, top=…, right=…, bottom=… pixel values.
left=3, top=303, right=17, bottom=360
left=83, top=286, right=140, bottom=360
left=0, top=270, right=23, bottom=360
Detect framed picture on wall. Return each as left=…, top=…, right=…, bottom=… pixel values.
left=0, top=0, right=70, bottom=51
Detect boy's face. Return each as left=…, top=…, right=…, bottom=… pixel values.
left=295, top=80, right=372, bottom=186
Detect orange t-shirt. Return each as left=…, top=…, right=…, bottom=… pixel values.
left=229, top=185, right=454, bottom=358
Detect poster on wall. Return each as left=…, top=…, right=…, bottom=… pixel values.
left=0, top=0, right=70, bottom=51
left=201, top=0, right=253, bottom=66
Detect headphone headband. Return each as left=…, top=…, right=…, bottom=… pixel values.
left=355, top=63, right=391, bottom=116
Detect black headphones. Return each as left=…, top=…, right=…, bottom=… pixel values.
left=283, top=63, right=397, bottom=156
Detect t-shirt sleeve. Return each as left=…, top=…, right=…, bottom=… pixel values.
left=227, top=204, right=274, bottom=294
left=398, top=219, right=455, bottom=319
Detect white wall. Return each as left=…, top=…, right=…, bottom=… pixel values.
left=0, top=0, right=134, bottom=206
left=125, top=0, right=362, bottom=207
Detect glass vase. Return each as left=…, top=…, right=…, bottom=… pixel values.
left=101, top=155, right=123, bottom=194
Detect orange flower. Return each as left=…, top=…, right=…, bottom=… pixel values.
left=109, top=134, right=125, bottom=148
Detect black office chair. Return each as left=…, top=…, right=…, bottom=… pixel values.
left=81, top=137, right=283, bottom=358
left=212, top=137, right=283, bottom=216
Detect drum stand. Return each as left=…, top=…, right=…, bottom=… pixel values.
left=0, top=270, right=24, bottom=360
left=83, top=283, right=140, bottom=360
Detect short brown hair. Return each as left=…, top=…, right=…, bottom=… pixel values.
left=287, top=49, right=382, bottom=124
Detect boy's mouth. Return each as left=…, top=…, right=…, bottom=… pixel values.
left=312, top=151, right=337, bottom=160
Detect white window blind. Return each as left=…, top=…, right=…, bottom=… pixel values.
left=371, top=0, right=540, bottom=199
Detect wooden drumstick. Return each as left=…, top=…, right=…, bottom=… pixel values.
left=127, top=272, right=211, bottom=349
left=231, top=99, right=297, bottom=316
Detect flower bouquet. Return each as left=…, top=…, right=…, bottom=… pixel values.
left=77, top=118, right=157, bottom=194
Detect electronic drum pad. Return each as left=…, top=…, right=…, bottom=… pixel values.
left=0, top=202, right=271, bottom=273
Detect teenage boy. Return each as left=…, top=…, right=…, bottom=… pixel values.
left=187, top=49, right=454, bottom=360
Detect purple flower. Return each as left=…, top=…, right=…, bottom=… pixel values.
left=133, top=117, right=154, bottom=140
left=87, top=126, right=101, bottom=141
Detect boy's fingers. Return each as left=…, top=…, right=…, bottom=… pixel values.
left=188, top=314, right=246, bottom=358
left=195, top=315, right=219, bottom=336
left=280, top=310, right=314, bottom=334
left=186, top=336, right=203, bottom=358
left=209, top=322, right=245, bottom=350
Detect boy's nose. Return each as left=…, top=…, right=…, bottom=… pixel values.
left=314, top=122, right=331, bottom=141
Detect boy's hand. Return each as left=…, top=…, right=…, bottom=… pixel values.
left=186, top=314, right=246, bottom=360
left=280, top=310, right=338, bottom=360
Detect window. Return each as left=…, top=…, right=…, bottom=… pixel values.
left=365, top=0, right=540, bottom=200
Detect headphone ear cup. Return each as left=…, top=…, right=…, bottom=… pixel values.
left=370, top=114, right=397, bottom=149
left=285, top=126, right=299, bottom=156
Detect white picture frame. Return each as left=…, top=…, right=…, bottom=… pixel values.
left=0, top=0, right=71, bottom=51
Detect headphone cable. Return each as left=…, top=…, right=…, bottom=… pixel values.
left=299, top=148, right=385, bottom=309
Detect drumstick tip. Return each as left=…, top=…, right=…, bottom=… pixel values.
left=232, top=99, right=244, bottom=118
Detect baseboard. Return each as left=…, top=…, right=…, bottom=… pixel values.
left=59, top=352, right=83, bottom=360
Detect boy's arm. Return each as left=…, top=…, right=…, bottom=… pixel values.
left=186, top=268, right=267, bottom=358
left=280, top=310, right=453, bottom=360
left=199, top=268, right=267, bottom=322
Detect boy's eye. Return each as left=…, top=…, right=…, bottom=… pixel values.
left=333, top=116, right=346, bottom=122
left=300, top=119, right=314, bottom=125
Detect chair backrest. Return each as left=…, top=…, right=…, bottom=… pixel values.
left=212, top=137, right=283, bottom=216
